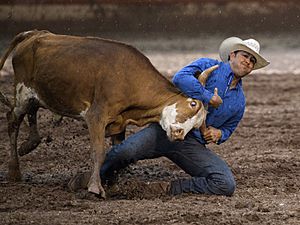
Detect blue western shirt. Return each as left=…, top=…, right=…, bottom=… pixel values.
left=172, top=58, right=246, bottom=144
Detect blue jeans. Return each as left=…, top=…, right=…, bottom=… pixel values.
left=100, top=123, right=235, bottom=196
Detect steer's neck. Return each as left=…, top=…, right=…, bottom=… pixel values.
left=145, top=85, right=183, bottom=109
left=121, top=70, right=186, bottom=126
left=120, top=92, right=183, bottom=127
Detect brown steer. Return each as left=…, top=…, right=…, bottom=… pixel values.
left=0, top=30, right=207, bottom=198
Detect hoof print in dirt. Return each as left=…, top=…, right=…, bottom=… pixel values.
left=108, top=179, right=170, bottom=200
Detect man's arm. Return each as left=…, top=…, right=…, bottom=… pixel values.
left=198, top=65, right=223, bottom=108
left=172, top=58, right=216, bottom=104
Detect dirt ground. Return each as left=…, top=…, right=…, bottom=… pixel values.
left=0, top=35, right=300, bottom=225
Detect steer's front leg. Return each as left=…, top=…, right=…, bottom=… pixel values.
left=85, top=115, right=106, bottom=198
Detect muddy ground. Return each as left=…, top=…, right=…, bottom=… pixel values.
left=0, top=35, right=300, bottom=224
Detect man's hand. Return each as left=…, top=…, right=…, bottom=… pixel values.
left=209, top=88, right=223, bottom=108
left=202, top=126, right=222, bottom=144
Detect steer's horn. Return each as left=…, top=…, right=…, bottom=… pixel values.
left=198, top=65, right=219, bottom=86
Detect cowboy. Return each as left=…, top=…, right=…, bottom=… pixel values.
left=70, top=37, right=269, bottom=196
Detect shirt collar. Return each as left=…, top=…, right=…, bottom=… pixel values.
left=222, top=62, right=243, bottom=89
left=223, top=62, right=232, bottom=78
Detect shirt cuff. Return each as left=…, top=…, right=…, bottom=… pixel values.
left=216, top=129, right=224, bottom=145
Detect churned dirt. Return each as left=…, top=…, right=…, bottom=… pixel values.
left=0, top=36, right=299, bottom=225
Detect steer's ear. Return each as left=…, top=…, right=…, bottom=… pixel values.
left=198, top=65, right=219, bottom=86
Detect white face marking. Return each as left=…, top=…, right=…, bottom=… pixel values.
left=173, top=106, right=206, bottom=137
left=160, top=101, right=207, bottom=140
left=159, top=103, right=177, bottom=138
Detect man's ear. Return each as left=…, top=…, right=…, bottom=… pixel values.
left=228, top=51, right=236, bottom=61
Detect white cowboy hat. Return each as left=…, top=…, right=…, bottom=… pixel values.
left=219, top=37, right=270, bottom=70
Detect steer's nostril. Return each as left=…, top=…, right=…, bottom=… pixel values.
left=173, top=128, right=184, bottom=138
left=170, top=125, right=185, bottom=140
left=178, top=129, right=184, bottom=136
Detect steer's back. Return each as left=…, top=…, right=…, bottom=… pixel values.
left=12, top=32, right=174, bottom=117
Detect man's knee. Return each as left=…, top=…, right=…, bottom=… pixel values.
left=223, top=179, right=236, bottom=196
left=209, top=176, right=236, bottom=196
left=169, top=175, right=236, bottom=196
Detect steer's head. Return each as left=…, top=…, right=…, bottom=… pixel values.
left=159, top=98, right=207, bottom=141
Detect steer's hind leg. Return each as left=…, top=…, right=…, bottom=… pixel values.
left=7, top=107, right=26, bottom=181
left=18, top=101, right=41, bottom=156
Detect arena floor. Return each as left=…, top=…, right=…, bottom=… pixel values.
left=0, top=33, right=299, bottom=225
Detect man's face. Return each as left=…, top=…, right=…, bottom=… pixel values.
left=229, top=50, right=256, bottom=78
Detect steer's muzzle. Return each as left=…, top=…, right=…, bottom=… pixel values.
left=170, top=125, right=185, bottom=141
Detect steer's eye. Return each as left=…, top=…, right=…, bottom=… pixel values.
left=190, top=101, right=197, bottom=107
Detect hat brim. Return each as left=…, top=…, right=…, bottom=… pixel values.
left=219, top=37, right=270, bottom=70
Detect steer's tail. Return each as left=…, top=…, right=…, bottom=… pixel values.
left=0, top=30, right=49, bottom=109
left=0, top=30, right=44, bottom=70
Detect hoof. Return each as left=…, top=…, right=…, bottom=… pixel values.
left=7, top=169, right=22, bottom=182
left=100, top=190, right=106, bottom=199
left=88, top=183, right=106, bottom=199
left=68, top=172, right=91, bottom=192
left=18, top=138, right=41, bottom=156
left=7, top=161, right=22, bottom=182
left=88, top=184, right=100, bottom=195
left=7, top=173, right=22, bottom=182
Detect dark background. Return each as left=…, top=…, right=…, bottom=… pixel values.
left=0, top=0, right=299, bottom=37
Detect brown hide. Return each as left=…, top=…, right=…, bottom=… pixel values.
left=0, top=30, right=206, bottom=197
left=12, top=31, right=182, bottom=135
